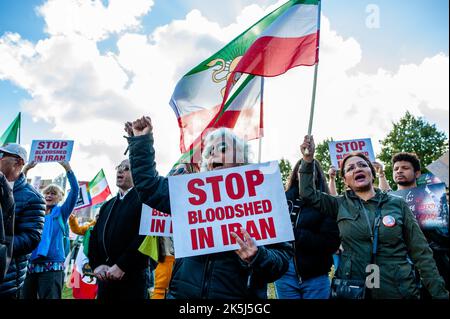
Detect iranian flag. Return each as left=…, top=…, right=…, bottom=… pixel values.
left=170, top=0, right=320, bottom=156
left=68, top=243, right=97, bottom=299
left=88, top=169, right=111, bottom=205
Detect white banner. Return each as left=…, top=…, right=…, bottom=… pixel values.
left=328, top=138, right=375, bottom=169
left=139, top=204, right=173, bottom=237
left=168, top=161, right=294, bottom=258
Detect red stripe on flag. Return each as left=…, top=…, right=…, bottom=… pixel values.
left=91, top=186, right=111, bottom=205
left=234, top=32, right=319, bottom=77
left=178, top=104, right=221, bottom=153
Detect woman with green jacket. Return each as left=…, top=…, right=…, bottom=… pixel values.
left=299, top=135, right=448, bottom=299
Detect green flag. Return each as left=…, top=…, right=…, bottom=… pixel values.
left=0, top=113, right=21, bottom=146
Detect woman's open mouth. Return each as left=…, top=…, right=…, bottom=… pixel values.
left=354, top=173, right=366, bottom=182
left=211, top=162, right=224, bottom=170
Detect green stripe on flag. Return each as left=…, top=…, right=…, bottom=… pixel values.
left=0, top=113, right=21, bottom=146
left=89, top=169, right=106, bottom=187
left=220, top=74, right=256, bottom=116
left=185, top=0, right=307, bottom=76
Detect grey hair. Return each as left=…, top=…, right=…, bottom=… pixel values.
left=42, top=184, right=65, bottom=202
left=200, top=128, right=253, bottom=172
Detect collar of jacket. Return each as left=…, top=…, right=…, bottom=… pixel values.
left=345, top=188, right=389, bottom=206
left=12, top=173, right=27, bottom=192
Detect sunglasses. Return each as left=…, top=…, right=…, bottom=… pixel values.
left=115, top=165, right=130, bottom=171
left=204, top=142, right=228, bottom=158
left=343, top=161, right=369, bottom=174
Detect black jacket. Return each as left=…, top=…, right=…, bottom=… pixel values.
left=1, top=173, right=15, bottom=282
left=127, top=133, right=293, bottom=299
left=286, top=186, right=340, bottom=280
left=0, top=173, right=45, bottom=297
left=88, top=189, right=149, bottom=274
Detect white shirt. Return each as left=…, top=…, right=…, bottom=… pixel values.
left=118, top=187, right=133, bottom=200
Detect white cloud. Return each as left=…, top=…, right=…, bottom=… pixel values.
left=0, top=0, right=448, bottom=194
left=37, top=0, right=154, bottom=41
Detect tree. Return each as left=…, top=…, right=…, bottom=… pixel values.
left=315, top=138, right=345, bottom=194
left=378, top=111, right=449, bottom=189
left=278, top=158, right=292, bottom=188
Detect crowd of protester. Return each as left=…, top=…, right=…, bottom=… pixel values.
left=0, top=117, right=448, bottom=300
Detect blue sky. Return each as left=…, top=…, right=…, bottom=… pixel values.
left=1, top=0, right=448, bottom=121
left=0, top=0, right=448, bottom=185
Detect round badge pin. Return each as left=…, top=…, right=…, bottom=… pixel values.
left=382, top=215, right=396, bottom=227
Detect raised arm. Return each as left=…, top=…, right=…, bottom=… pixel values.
left=299, top=135, right=339, bottom=218
left=125, top=116, right=171, bottom=214
left=58, top=161, right=79, bottom=221
left=372, top=161, right=392, bottom=192
left=327, top=166, right=338, bottom=196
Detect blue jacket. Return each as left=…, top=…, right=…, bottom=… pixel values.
left=30, top=170, right=79, bottom=264
left=0, top=173, right=45, bottom=297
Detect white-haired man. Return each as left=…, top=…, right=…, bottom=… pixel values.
left=0, top=144, right=45, bottom=299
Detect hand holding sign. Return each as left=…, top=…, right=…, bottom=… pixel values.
left=301, top=135, right=315, bottom=162
left=231, top=228, right=258, bottom=264
left=372, top=161, right=385, bottom=177
left=58, top=161, right=71, bottom=172
left=132, top=116, right=153, bottom=136
left=22, top=161, right=37, bottom=176
left=328, top=166, right=337, bottom=179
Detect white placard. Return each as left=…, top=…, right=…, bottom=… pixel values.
left=139, top=204, right=173, bottom=237
left=29, top=140, right=74, bottom=163
left=328, top=138, right=375, bottom=169
left=168, top=161, right=294, bottom=258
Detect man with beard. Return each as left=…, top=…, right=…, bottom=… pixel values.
left=88, top=159, right=150, bottom=299
left=392, top=152, right=449, bottom=296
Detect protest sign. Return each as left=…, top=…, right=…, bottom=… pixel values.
left=168, top=161, right=294, bottom=258
left=328, top=138, right=375, bottom=169
left=391, top=183, right=449, bottom=230
left=74, top=182, right=91, bottom=210
left=426, top=151, right=449, bottom=186
left=417, top=173, right=442, bottom=186
left=29, top=140, right=74, bottom=163
left=139, top=204, right=173, bottom=237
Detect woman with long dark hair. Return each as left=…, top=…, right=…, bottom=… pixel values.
left=275, top=159, right=340, bottom=299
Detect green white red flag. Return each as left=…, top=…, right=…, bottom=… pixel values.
left=170, top=0, right=320, bottom=160
left=88, top=169, right=111, bottom=205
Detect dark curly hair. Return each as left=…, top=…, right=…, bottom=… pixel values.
left=392, top=152, right=421, bottom=172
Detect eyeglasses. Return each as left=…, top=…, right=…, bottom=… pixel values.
left=344, top=161, right=369, bottom=174
left=204, top=142, right=228, bottom=158
left=115, top=165, right=130, bottom=171
left=169, top=167, right=187, bottom=176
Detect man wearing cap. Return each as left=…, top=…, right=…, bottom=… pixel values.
left=0, top=143, right=45, bottom=299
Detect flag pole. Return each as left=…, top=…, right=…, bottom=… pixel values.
left=305, top=0, right=321, bottom=154
left=307, top=63, right=319, bottom=136
left=18, top=112, right=21, bottom=144
left=258, top=77, right=264, bottom=164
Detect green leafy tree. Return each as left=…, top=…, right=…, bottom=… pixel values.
left=279, top=158, right=292, bottom=188
left=378, top=111, right=449, bottom=189
left=315, top=138, right=345, bottom=194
